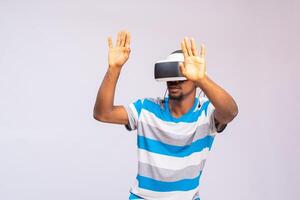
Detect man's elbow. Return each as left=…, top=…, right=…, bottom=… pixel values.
left=216, top=106, right=238, bottom=124
left=228, top=105, right=239, bottom=122
left=93, top=110, right=108, bottom=122
left=232, top=106, right=239, bottom=118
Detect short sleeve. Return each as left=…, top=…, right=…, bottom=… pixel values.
left=124, top=98, right=143, bottom=131
left=205, top=98, right=227, bottom=136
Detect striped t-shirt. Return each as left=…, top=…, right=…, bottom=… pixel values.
left=124, top=96, right=226, bottom=200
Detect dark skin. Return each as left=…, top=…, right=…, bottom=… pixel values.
left=166, top=80, right=197, bottom=118
left=93, top=30, right=238, bottom=128
left=177, top=37, right=239, bottom=124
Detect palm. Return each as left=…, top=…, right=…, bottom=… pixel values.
left=180, top=37, right=207, bottom=82
left=184, top=55, right=206, bottom=81
left=109, top=47, right=130, bottom=67
left=107, top=31, right=131, bottom=68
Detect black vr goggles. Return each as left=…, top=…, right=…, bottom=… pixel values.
left=154, top=50, right=187, bottom=82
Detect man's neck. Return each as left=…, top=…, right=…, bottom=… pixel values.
left=168, top=93, right=196, bottom=118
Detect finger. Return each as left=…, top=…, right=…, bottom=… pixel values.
left=181, top=41, right=188, bottom=59
left=121, top=31, right=126, bottom=47
left=107, top=36, right=113, bottom=49
left=200, top=43, right=206, bottom=58
left=179, top=63, right=186, bottom=76
left=191, top=38, right=198, bottom=56
left=184, top=37, right=193, bottom=56
left=116, top=32, right=121, bottom=46
left=120, top=31, right=124, bottom=46
left=125, top=31, right=131, bottom=47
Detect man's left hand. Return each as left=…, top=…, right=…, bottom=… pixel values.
left=179, top=37, right=207, bottom=84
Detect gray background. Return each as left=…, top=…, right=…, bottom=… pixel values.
left=0, top=0, right=299, bottom=199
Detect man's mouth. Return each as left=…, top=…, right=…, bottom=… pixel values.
left=168, top=86, right=181, bottom=92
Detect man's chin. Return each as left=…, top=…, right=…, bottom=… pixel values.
left=169, top=94, right=183, bottom=100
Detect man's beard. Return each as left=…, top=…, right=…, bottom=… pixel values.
left=169, top=92, right=184, bottom=100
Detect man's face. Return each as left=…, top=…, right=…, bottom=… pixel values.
left=166, top=80, right=196, bottom=101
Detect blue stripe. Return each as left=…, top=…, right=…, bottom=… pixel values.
left=133, top=99, right=143, bottom=117
left=136, top=171, right=202, bottom=192
left=142, top=98, right=210, bottom=123
left=137, top=135, right=214, bottom=157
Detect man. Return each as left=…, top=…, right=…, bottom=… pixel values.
left=93, top=30, right=238, bottom=200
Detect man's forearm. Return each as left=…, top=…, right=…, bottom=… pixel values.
left=93, top=66, right=121, bottom=117
left=196, top=75, right=238, bottom=124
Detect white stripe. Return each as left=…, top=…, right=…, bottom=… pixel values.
left=130, top=179, right=200, bottom=200
left=139, top=109, right=210, bottom=136
left=138, top=148, right=210, bottom=171
left=125, top=103, right=140, bottom=130
left=130, top=103, right=139, bottom=119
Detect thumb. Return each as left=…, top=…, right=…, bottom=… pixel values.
left=179, top=63, right=186, bottom=76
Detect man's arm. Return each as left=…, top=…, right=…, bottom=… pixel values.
left=196, top=75, right=238, bottom=124
left=179, top=37, right=238, bottom=125
left=93, top=30, right=131, bottom=125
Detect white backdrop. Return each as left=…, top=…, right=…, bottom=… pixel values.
left=0, top=0, right=299, bottom=199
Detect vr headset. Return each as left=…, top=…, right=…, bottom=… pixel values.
left=154, top=50, right=187, bottom=82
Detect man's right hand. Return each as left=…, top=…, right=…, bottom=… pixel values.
left=93, top=30, right=131, bottom=126
left=107, top=30, right=131, bottom=69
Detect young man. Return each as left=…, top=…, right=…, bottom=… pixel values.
left=93, top=30, right=238, bottom=200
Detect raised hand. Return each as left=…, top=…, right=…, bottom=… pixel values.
left=179, top=37, right=207, bottom=82
left=107, top=30, right=131, bottom=68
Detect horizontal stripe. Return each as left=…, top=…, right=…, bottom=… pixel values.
left=140, top=108, right=210, bottom=135
left=138, top=148, right=210, bottom=170
left=141, top=98, right=210, bottom=123
left=130, top=181, right=200, bottom=200
left=137, top=135, right=214, bottom=157
left=138, top=121, right=211, bottom=146
left=138, top=160, right=206, bottom=182
left=136, top=171, right=202, bottom=192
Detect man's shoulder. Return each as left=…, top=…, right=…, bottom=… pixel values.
left=131, top=97, right=165, bottom=113
left=142, top=97, right=165, bottom=108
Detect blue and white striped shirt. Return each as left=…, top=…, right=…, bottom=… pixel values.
left=125, top=96, right=225, bottom=200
